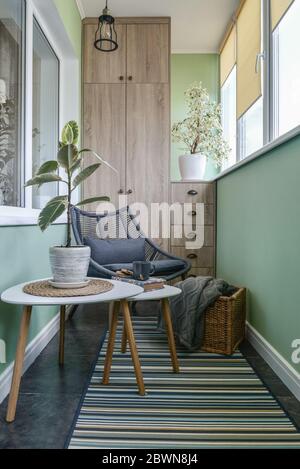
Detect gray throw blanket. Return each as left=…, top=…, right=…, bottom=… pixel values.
left=158, top=276, right=236, bottom=351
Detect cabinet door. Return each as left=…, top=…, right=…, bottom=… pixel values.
left=126, top=83, right=169, bottom=209
left=127, top=24, right=169, bottom=83
left=83, top=24, right=126, bottom=83
left=83, top=84, right=126, bottom=208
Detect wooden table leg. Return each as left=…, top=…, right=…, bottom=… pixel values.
left=59, top=305, right=66, bottom=366
left=121, top=323, right=127, bottom=353
left=6, top=305, right=32, bottom=423
left=102, top=302, right=120, bottom=385
left=121, top=300, right=145, bottom=396
left=161, top=298, right=180, bottom=373
left=108, top=302, right=114, bottom=329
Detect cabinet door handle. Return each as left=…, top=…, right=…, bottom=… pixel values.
left=128, top=76, right=133, bottom=81
left=187, top=232, right=197, bottom=240
left=119, top=76, right=124, bottom=81
left=188, top=210, right=197, bottom=217
left=118, top=189, right=124, bottom=194
left=188, top=190, right=198, bottom=196
left=126, top=189, right=133, bottom=195
left=187, top=253, right=198, bottom=259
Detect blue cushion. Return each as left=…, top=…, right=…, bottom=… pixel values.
left=84, top=237, right=146, bottom=265
left=104, top=259, right=186, bottom=275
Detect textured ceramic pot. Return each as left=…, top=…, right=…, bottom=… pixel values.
left=49, top=246, right=91, bottom=284
left=179, top=153, right=207, bottom=181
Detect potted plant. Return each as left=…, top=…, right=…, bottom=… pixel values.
left=172, top=82, right=229, bottom=180
left=26, top=121, right=116, bottom=287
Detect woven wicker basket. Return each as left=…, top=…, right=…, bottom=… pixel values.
left=201, top=288, right=246, bottom=355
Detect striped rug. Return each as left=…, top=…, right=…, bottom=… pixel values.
left=68, top=316, right=300, bottom=449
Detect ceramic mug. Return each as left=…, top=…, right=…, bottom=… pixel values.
left=133, top=261, right=155, bottom=281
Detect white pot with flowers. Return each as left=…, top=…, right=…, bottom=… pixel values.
left=172, top=82, right=229, bottom=181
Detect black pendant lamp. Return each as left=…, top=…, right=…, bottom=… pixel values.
left=94, top=1, right=118, bottom=52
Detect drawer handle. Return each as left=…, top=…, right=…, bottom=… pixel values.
left=128, top=76, right=133, bottom=81
left=188, top=190, right=198, bottom=196
left=187, top=253, right=198, bottom=259
left=119, top=76, right=124, bottom=81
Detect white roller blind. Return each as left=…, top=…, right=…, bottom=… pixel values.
left=237, top=0, right=262, bottom=118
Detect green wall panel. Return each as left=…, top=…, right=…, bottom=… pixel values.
left=171, top=54, right=220, bottom=181
left=216, top=134, right=300, bottom=373
left=0, top=225, right=65, bottom=374
left=54, top=0, right=82, bottom=58
left=0, top=0, right=81, bottom=377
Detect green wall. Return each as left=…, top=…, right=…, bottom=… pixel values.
left=54, top=0, right=82, bottom=58
left=171, top=54, right=220, bottom=181
left=0, top=226, right=66, bottom=373
left=216, top=134, right=300, bottom=373
left=0, top=0, right=81, bottom=378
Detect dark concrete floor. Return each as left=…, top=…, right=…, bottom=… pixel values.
left=0, top=302, right=299, bottom=449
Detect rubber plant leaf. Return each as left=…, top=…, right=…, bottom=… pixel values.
left=38, top=196, right=68, bottom=232
left=25, top=173, right=62, bottom=187
left=72, top=163, right=101, bottom=190
left=76, top=196, right=110, bottom=206
left=36, top=161, right=58, bottom=176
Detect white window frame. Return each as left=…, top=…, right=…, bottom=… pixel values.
left=270, top=0, right=300, bottom=142
left=220, top=0, right=300, bottom=177
left=221, top=65, right=237, bottom=170
left=0, top=0, right=80, bottom=226
left=237, top=0, right=266, bottom=162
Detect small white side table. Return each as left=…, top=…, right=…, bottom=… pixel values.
left=102, top=285, right=182, bottom=395
left=1, top=279, right=143, bottom=423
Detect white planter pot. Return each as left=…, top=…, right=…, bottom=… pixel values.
left=49, top=246, right=91, bottom=284
left=179, top=153, right=207, bottom=181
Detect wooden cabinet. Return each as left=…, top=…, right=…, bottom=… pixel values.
left=126, top=84, right=169, bottom=206
left=83, top=84, right=126, bottom=207
left=83, top=21, right=169, bottom=84
left=127, top=24, right=169, bottom=83
left=170, top=182, right=216, bottom=277
left=83, top=24, right=126, bottom=83
left=82, top=17, right=170, bottom=211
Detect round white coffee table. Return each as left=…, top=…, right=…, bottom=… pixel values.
left=102, top=285, right=182, bottom=397
left=1, top=279, right=143, bottom=423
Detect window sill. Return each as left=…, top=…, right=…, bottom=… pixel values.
left=0, top=207, right=67, bottom=227
left=214, top=125, right=300, bottom=181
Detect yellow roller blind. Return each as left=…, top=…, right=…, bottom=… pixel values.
left=271, top=0, right=294, bottom=30
left=237, top=0, right=262, bottom=118
left=220, top=25, right=236, bottom=86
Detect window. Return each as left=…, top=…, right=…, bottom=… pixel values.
left=32, top=17, right=59, bottom=209
left=221, top=66, right=237, bottom=168
left=0, top=0, right=79, bottom=225
left=220, top=0, right=300, bottom=172
left=272, top=0, right=300, bottom=138
left=239, top=97, right=263, bottom=160
left=0, top=0, right=24, bottom=207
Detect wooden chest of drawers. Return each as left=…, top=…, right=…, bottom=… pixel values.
left=170, top=182, right=216, bottom=278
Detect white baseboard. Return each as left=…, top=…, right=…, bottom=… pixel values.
left=246, top=322, right=300, bottom=402
left=0, top=311, right=61, bottom=405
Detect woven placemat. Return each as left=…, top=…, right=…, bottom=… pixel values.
left=23, top=279, right=114, bottom=297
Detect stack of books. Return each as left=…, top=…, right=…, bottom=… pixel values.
left=112, top=276, right=166, bottom=292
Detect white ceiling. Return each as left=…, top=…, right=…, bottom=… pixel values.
left=77, top=0, right=240, bottom=53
